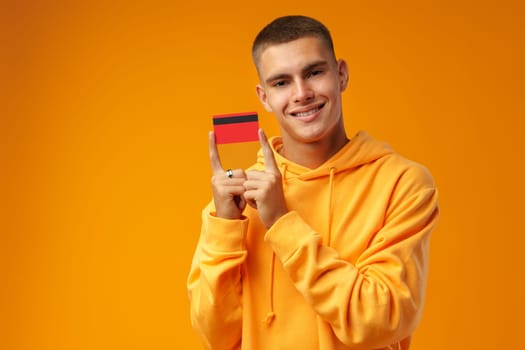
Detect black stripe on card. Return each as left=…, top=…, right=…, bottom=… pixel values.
left=213, top=114, right=258, bottom=125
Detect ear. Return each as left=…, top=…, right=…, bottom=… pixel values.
left=256, top=84, right=273, bottom=112
left=337, top=59, right=349, bottom=91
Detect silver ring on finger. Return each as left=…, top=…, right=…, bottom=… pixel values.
left=226, top=169, right=233, bottom=178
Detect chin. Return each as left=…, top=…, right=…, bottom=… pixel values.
left=294, top=130, right=328, bottom=144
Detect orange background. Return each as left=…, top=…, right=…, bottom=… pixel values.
left=2, top=1, right=524, bottom=349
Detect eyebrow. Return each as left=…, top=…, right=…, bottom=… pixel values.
left=265, top=60, right=329, bottom=84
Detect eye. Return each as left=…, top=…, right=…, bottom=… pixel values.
left=272, top=80, right=288, bottom=87
left=309, top=69, right=323, bottom=77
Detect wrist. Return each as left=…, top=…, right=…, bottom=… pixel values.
left=213, top=209, right=243, bottom=221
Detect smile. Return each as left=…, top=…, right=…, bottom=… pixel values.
left=291, top=104, right=324, bottom=117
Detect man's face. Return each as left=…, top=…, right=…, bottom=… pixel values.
left=256, top=36, right=348, bottom=146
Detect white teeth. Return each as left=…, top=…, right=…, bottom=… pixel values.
left=295, top=107, right=319, bottom=117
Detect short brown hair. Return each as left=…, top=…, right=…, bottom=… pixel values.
left=252, top=15, right=336, bottom=68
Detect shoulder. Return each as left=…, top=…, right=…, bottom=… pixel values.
left=386, top=153, right=435, bottom=188
left=370, top=152, right=440, bottom=223
left=368, top=151, right=437, bottom=203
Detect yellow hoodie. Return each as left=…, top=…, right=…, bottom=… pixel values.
left=187, top=131, right=439, bottom=350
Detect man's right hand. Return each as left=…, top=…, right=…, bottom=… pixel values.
left=209, top=131, right=247, bottom=220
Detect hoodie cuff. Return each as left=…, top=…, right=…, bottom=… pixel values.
left=205, top=212, right=249, bottom=251
left=264, top=211, right=320, bottom=262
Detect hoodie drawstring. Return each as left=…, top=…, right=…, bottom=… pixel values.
left=264, top=252, right=276, bottom=325
left=327, top=167, right=335, bottom=247
left=264, top=163, right=288, bottom=327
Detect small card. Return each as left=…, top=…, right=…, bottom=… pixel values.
left=213, top=112, right=259, bottom=144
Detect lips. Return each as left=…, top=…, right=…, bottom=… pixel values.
left=290, top=103, right=325, bottom=118
left=295, top=108, right=319, bottom=117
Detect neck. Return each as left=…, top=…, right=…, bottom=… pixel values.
left=279, top=128, right=349, bottom=169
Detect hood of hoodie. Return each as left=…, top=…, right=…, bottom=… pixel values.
left=255, top=131, right=393, bottom=180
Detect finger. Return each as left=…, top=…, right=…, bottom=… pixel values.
left=243, top=190, right=258, bottom=209
left=245, top=169, right=265, bottom=181
left=217, top=184, right=247, bottom=197
left=234, top=194, right=247, bottom=210
left=209, top=131, right=224, bottom=174
left=243, top=177, right=261, bottom=191
left=215, top=170, right=246, bottom=183
left=228, top=169, right=246, bottom=179
left=214, top=177, right=246, bottom=187
left=258, top=128, right=280, bottom=174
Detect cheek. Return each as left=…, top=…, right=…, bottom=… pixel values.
left=267, top=92, right=288, bottom=113
left=325, top=84, right=343, bottom=108
left=322, top=79, right=341, bottom=96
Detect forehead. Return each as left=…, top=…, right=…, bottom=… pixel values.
left=257, top=37, right=335, bottom=78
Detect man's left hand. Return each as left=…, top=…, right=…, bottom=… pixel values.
left=244, top=129, right=288, bottom=228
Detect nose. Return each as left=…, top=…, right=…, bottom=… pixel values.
left=293, top=80, right=314, bottom=103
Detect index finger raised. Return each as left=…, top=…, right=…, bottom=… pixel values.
left=258, top=128, right=279, bottom=174
left=209, top=131, right=224, bottom=174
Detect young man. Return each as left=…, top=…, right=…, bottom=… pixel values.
left=187, top=15, right=439, bottom=350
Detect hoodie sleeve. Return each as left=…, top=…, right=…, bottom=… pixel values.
left=264, top=166, right=439, bottom=349
left=187, top=204, right=248, bottom=350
